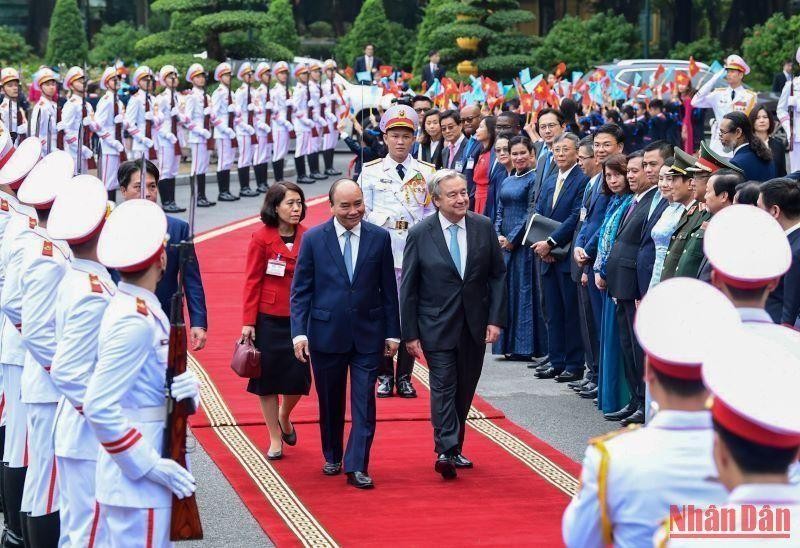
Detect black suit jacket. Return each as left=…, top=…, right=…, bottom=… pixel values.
left=767, top=229, right=800, bottom=325
left=773, top=72, right=790, bottom=93
left=605, top=187, right=660, bottom=301
left=400, top=212, right=507, bottom=351
left=354, top=56, right=382, bottom=82
left=442, top=137, right=481, bottom=201
left=415, top=140, right=443, bottom=168
left=526, top=143, right=555, bottom=217
left=636, top=193, right=669, bottom=296
left=422, top=63, right=446, bottom=88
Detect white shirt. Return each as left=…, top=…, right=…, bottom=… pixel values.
left=785, top=220, right=800, bottom=237
left=446, top=134, right=465, bottom=169
left=364, top=55, right=373, bottom=72
left=634, top=184, right=658, bottom=203
left=438, top=212, right=467, bottom=277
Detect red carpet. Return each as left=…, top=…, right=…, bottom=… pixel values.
left=190, top=198, right=581, bottom=547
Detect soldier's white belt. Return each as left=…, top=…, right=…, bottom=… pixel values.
left=122, top=405, right=167, bottom=423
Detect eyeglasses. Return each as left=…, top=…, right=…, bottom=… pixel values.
left=462, top=116, right=479, bottom=124
left=577, top=155, right=593, bottom=161
left=718, top=127, right=734, bottom=136
left=539, top=123, right=561, bottom=130
left=495, top=146, right=509, bottom=153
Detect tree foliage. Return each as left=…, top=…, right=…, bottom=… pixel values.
left=0, top=26, right=33, bottom=65
left=742, top=13, right=800, bottom=87
left=412, top=0, right=458, bottom=74
left=669, top=36, right=725, bottom=64
left=531, top=11, right=639, bottom=73
left=335, top=0, right=392, bottom=67
left=262, top=0, right=300, bottom=56
left=45, top=0, right=89, bottom=66
left=89, top=21, right=147, bottom=65
left=141, top=53, right=216, bottom=87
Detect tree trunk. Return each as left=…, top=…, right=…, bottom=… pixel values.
left=208, top=33, right=223, bottom=61
left=673, top=0, right=693, bottom=44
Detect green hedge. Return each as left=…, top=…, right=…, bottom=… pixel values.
left=0, top=26, right=33, bottom=65
left=45, top=0, right=89, bottom=66
left=191, top=10, right=270, bottom=34
left=669, top=36, right=725, bottom=64
left=89, top=22, right=147, bottom=66
left=743, top=13, right=800, bottom=88
left=262, top=0, right=300, bottom=55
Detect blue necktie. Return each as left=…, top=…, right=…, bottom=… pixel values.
left=448, top=224, right=462, bottom=277
left=343, top=230, right=354, bottom=282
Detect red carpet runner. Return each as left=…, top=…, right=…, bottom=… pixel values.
left=189, top=197, right=581, bottom=547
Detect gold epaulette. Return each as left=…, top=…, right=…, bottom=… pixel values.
left=418, top=159, right=435, bottom=170
left=653, top=517, right=671, bottom=548
left=363, top=158, right=381, bottom=167
left=588, top=424, right=640, bottom=446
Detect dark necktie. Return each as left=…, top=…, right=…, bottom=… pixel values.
left=396, top=164, right=405, bottom=180
left=731, top=89, right=736, bottom=101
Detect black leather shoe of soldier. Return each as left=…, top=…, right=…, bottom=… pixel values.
left=162, top=202, right=186, bottom=213
left=218, top=191, right=237, bottom=202
left=256, top=184, right=269, bottom=193
left=240, top=187, right=260, bottom=198
left=197, top=197, right=216, bottom=207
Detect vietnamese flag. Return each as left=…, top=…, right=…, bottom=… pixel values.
left=675, top=71, right=690, bottom=86
left=554, top=62, right=566, bottom=78
left=520, top=93, right=534, bottom=114
left=653, top=64, right=665, bottom=82
left=400, top=71, right=413, bottom=81
left=379, top=65, right=393, bottom=78
left=533, top=79, right=550, bottom=100
left=344, top=66, right=354, bottom=80
left=688, top=56, right=699, bottom=78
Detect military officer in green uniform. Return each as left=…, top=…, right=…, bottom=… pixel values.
left=674, top=141, right=743, bottom=279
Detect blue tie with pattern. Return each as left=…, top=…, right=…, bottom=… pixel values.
left=448, top=224, right=462, bottom=277
left=343, top=230, right=354, bottom=282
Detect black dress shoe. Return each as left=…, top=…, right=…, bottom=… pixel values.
left=555, top=371, right=581, bottom=383
left=240, top=187, right=260, bottom=198
left=579, top=386, right=598, bottom=399
left=620, top=408, right=645, bottom=426
left=396, top=377, right=417, bottom=398
left=453, top=453, right=473, bottom=469
left=568, top=378, right=589, bottom=390
left=197, top=197, right=216, bottom=207
left=435, top=455, right=457, bottom=479
left=296, top=175, right=315, bottom=184
left=280, top=422, right=297, bottom=446
left=534, top=367, right=557, bottom=379
left=322, top=462, right=342, bottom=476
left=346, top=471, right=374, bottom=489
left=218, top=191, right=238, bottom=202
left=256, top=184, right=269, bottom=193
left=531, top=354, right=550, bottom=366
left=310, top=172, right=328, bottom=180
left=325, top=168, right=342, bottom=176
left=604, top=402, right=637, bottom=422
left=376, top=376, right=394, bottom=398
left=534, top=362, right=551, bottom=373
left=162, top=202, right=186, bottom=213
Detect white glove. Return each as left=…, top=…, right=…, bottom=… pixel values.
left=145, top=458, right=196, bottom=499
left=203, top=107, right=211, bottom=116
left=144, top=111, right=154, bottom=121
left=55, top=121, right=66, bottom=132
left=170, top=105, right=181, bottom=117
left=326, top=112, right=337, bottom=124
left=264, top=101, right=273, bottom=111
left=114, top=114, right=124, bottom=124
left=319, top=96, right=329, bottom=105
left=81, top=145, right=94, bottom=159
left=163, top=132, right=177, bottom=144
left=256, top=121, right=271, bottom=133
left=223, top=126, right=236, bottom=139
left=200, top=128, right=212, bottom=139
left=308, top=99, right=317, bottom=108
left=141, top=136, right=154, bottom=149
left=170, top=370, right=200, bottom=403
left=246, top=103, right=256, bottom=112
left=83, top=116, right=94, bottom=127
left=110, top=139, right=125, bottom=153
left=715, top=69, right=727, bottom=81
left=227, top=104, right=237, bottom=113
left=281, top=119, right=293, bottom=131
left=244, top=124, right=255, bottom=136
left=789, top=96, right=797, bottom=108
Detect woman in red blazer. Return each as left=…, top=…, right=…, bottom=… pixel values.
left=241, top=182, right=311, bottom=459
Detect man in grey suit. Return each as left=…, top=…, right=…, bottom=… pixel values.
left=400, top=169, right=507, bottom=480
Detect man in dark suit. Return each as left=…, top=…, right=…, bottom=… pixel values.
left=440, top=109, right=480, bottom=204
left=772, top=59, right=793, bottom=93
left=116, top=160, right=208, bottom=349
left=528, top=109, right=564, bottom=214
left=721, top=111, right=776, bottom=182
left=354, top=44, right=382, bottom=84
left=636, top=143, right=671, bottom=294
left=421, top=50, right=446, bottom=89
left=760, top=178, right=800, bottom=325
left=604, top=147, right=664, bottom=426
left=291, top=179, right=400, bottom=489
left=400, top=170, right=506, bottom=479
left=531, top=133, right=589, bottom=383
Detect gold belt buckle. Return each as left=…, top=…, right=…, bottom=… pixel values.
left=395, top=219, right=409, bottom=230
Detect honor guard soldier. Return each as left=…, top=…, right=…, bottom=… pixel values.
left=211, top=61, right=241, bottom=202
left=562, top=278, right=735, bottom=548
left=1, top=68, right=28, bottom=144
left=692, top=54, right=757, bottom=157
left=307, top=61, right=327, bottom=180
left=16, top=150, right=75, bottom=545
left=321, top=59, right=343, bottom=177
left=358, top=105, right=435, bottom=397
left=183, top=63, right=215, bottom=207
left=270, top=61, right=293, bottom=182
left=233, top=62, right=260, bottom=198
left=155, top=65, right=186, bottom=213
left=777, top=46, right=800, bottom=172
left=94, top=67, right=128, bottom=200
left=59, top=66, right=95, bottom=174
left=30, top=68, right=59, bottom=154
left=48, top=175, right=115, bottom=547
left=125, top=66, right=159, bottom=164
left=253, top=62, right=273, bottom=193
left=84, top=199, right=199, bottom=547
left=291, top=64, right=316, bottom=184
left=0, top=136, right=41, bottom=548
left=659, top=325, right=800, bottom=547
left=704, top=204, right=792, bottom=324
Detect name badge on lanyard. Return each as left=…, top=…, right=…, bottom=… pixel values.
left=580, top=207, right=587, bottom=221
left=266, top=254, right=287, bottom=277
left=454, top=161, right=464, bottom=172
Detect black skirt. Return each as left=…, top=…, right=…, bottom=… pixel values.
left=247, top=313, right=311, bottom=396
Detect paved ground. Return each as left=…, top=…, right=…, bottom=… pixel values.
left=170, top=151, right=616, bottom=545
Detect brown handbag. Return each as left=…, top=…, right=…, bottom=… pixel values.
left=231, top=338, right=262, bottom=378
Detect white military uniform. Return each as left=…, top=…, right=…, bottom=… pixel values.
left=234, top=79, right=256, bottom=170
left=254, top=74, right=274, bottom=169
left=270, top=75, right=293, bottom=163
left=125, top=88, right=160, bottom=160
left=359, top=155, right=435, bottom=271
left=691, top=71, right=757, bottom=157
left=777, top=76, right=800, bottom=172
left=309, top=79, right=325, bottom=156
left=0, top=96, right=27, bottom=145
left=211, top=82, right=238, bottom=171
left=94, top=81, right=127, bottom=191
left=85, top=282, right=175, bottom=547
left=291, top=78, right=315, bottom=158
left=19, top=227, right=71, bottom=517
left=31, top=95, right=58, bottom=153
left=562, top=412, right=728, bottom=547
left=51, top=259, right=115, bottom=546
left=321, top=77, right=343, bottom=151
left=155, top=88, right=183, bottom=180
left=183, top=85, right=213, bottom=176
left=60, top=94, right=95, bottom=173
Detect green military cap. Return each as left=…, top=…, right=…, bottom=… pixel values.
left=668, top=147, right=695, bottom=176
left=691, top=140, right=743, bottom=175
